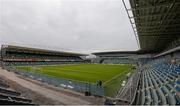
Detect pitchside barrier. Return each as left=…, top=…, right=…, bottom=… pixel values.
left=115, top=68, right=140, bottom=104
left=4, top=66, right=104, bottom=97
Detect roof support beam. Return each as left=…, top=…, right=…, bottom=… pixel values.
left=128, top=2, right=180, bottom=11
left=139, top=32, right=180, bottom=35
left=132, top=21, right=171, bottom=25
left=126, top=0, right=179, bottom=52
left=130, top=12, right=179, bottom=19
left=122, top=0, right=140, bottom=48
left=139, top=35, right=178, bottom=38
left=138, top=29, right=180, bottom=33
left=137, top=24, right=180, bottom=29
left=133, top=19, right=180, bottom=26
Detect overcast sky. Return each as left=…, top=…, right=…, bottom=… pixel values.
left=0, top=0, right=139, bottom=53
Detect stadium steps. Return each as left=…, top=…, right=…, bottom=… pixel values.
left=0, top=99, right=33, bottom=105
left=0, top=87, right=21, bottom=96
left=0, top=94, right=32, bottom=105
left=0, top=82, right=9, bottom=88
left=0, top=77, right=33, bottom=105
left=0, top=79, right=10, bottom=88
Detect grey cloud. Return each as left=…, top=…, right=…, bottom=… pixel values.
left=0, top=0, right=138, bottom=53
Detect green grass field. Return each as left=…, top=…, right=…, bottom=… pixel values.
left=16, top=64, right=132, bottom=97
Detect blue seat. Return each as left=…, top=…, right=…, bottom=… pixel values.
left=176, top=81, right=180, bottom=85
left=175, top=67, right=180, bottom=72
left=136, top=62, right=179, bottom=105
left=175, top=86, right=180, bottom=92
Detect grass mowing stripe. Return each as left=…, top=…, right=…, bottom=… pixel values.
left=103, top=68, right=131, bottom=97
left=103, top=70, right=128, bottom=86
left=15, top=64, right=132, bottom=97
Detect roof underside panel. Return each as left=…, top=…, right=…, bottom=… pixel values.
left=129, top=0, right=180, bottom=52
left=1, top=45, right=87, bottom=56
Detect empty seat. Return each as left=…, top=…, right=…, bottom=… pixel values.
left=135, top=62, right=179, bottom=105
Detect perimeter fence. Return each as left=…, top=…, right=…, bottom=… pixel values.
left=4, top=66, right=104, bottom=97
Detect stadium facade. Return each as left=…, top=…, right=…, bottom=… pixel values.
left=1, top=45, right=87, bottom=66
left=0, top=0, right=179, bottom=105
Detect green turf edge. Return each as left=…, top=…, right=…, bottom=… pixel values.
left=104, top=69, right=132, bottom=97
left=15, top=64, right=133, bottom=97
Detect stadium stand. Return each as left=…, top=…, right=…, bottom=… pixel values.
left=123, top=0, right=180, bottom=105
left=1, top=45, right=87, bottom=66
left=0, top=77, right=33, bottom=105
left=0, top=0, right=179, bottom=105
left=101, top=58, right=135, bottom=64
left=93, top=49, right=180, bottom=105
left=93, top=0, right=180, bottom=105
left=134, top=58, right=180, bottom=105
left=92, top=51, right=152, bottom=65
left=93, top=51, right=154, bottom=104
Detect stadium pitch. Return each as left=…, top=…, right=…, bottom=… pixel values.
left=16, top=64, right=132, bottom=97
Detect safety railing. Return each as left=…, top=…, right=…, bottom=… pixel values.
left=5, top=66, right=104, bottom=97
